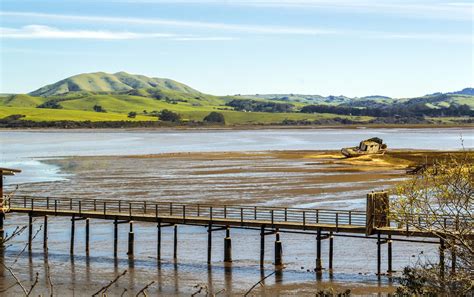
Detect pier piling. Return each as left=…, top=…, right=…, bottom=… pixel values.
left=207, top=223, right=212, bottom=264
left=28, top=212, right=33, bottom=251
left=224, top=227, right=232, bottom=263
left=173, top=224, right=177, bottom=259
left=113, top=218, right=118, bottom=257
left=85, top=218, right=90, bottom=255
left=43, top=215, right=48, bottom=250
left=274, top=229, right=282, bottom=266
left=260, top=225, right=265, bottom=267
left=377, top=232, right=381, bottom=276
left=329, top=231, right=333, bottom=270
left=70, top=214, right=75, bottom=254
left=387, top=234, right=392, bottom=273
left=157, top=221, right=161, bottom=261
left=440, top=238, right=445, bottom=279
left=316, top=228, right=322, bottom=272
left=127, top=221, right=134, bottom=256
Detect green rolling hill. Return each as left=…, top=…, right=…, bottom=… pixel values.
left=0, top=71, right=472, bottom=127
left=29, top=71, right=200, bottom=97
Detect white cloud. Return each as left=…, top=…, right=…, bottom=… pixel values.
left=0, top=25, right=176, bottom=39
left=172, top=37, right=238, bottom=41
left=1, top=13, right=471, bottom=43
left=0, top=12, right=335, bottom=35
left=0, top=25, right=235, bottom=41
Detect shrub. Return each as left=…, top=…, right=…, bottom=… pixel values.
left=203, top=112, right=225, bottom=124
left=158, top=109, right=181, bottom=122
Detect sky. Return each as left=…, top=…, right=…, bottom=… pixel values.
left=0, top=0, right=473, bottom=98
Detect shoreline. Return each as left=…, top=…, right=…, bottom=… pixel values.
left=1, top=124, right=474, bottom=132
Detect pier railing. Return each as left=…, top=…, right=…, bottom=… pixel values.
left=6, top=195, right=367, bottom=228
left=4, top=195, right=470, bottom=234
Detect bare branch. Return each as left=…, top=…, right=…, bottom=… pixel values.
left=135, top=281, right=155, bottom=296
left=92, top=270, right=127, bottom=296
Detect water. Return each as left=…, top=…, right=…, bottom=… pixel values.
left=0, top=128, right=471, bottom=296
left=1, top=128, right=472, bottom=185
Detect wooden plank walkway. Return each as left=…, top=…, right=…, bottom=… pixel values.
left=2, top=195, right=468, bottom=276
left=5, top=195, right=453, bottom=237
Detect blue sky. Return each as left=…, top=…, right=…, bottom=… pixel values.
left=0, top=0, right=472, bottom=97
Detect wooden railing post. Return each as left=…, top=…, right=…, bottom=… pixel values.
left=240, top=208, right=243, bottom=225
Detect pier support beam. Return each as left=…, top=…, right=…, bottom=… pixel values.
left=85, top=218, right=90, bottom=255
left=328, top=231, right=333, bottom=270
left=439, top=238, right=445, bottom=280
left=315, top=228, right=322, bottom=272
left=173, top=225, right=177, bottom=260
left=28, top=213, right=33, bottom=251
left=43, top=215, right=48, bottom=250
left=260, top=225, right=265, bottom=267
left=70, top=214, right=75, bottom=254
left=377, top=232, right=381, bottom=276
left=113, top=218, right=118, bottom=258
left=207, top=223, right=212, bottom=264
left=387, top=234, right=392, bottom=274
left=274, top=229, right=282, bottom=266
left=127, top=221, right=134, bottom=256
left=157, top=221, right=161, bottom=261
left=224, top=227, right=232, bottom=263
left=451, top=243, right=456, bottom=274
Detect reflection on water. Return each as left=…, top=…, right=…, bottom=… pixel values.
left=2, top=215, right=438, bottom=296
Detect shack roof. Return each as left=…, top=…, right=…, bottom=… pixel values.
left=0, top=167, right=22, bottom=176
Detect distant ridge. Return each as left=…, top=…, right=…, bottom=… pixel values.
left=448, top=88, right=474, bottom=96
left=29, top=72, right=200, bottom=97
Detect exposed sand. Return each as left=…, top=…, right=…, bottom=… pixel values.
left=7, top=149, right=469, bottom=296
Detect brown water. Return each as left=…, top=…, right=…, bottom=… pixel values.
left=1, top=149, right=442, bottom=296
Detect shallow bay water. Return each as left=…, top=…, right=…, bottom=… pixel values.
left=0, top=128, right=472, bottom=296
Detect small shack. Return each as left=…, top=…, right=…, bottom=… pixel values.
left=341, top=137, right=387, bottom=158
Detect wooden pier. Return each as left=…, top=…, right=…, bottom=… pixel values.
left=1, top=194, right=465, bottom=276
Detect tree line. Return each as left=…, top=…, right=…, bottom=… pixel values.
left=226, top=99, right=294, bottom=113
left=300, top=103, right=473, bottom=117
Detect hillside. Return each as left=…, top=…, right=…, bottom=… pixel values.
left=29, top=72, right=200, bottom=97
left=0, top=72, right=472, bottom=127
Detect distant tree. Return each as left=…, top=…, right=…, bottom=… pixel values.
left=93, top=105, right=106, bottom=113
left=143, top=110, right=147, bottom=114
left=158, top=109, right=181, bottom=122
left=128, top=112, right=137, bottom=118
left=37, top=101, right=62, bottom=109
left=203, top=112, right=225, bottom=124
